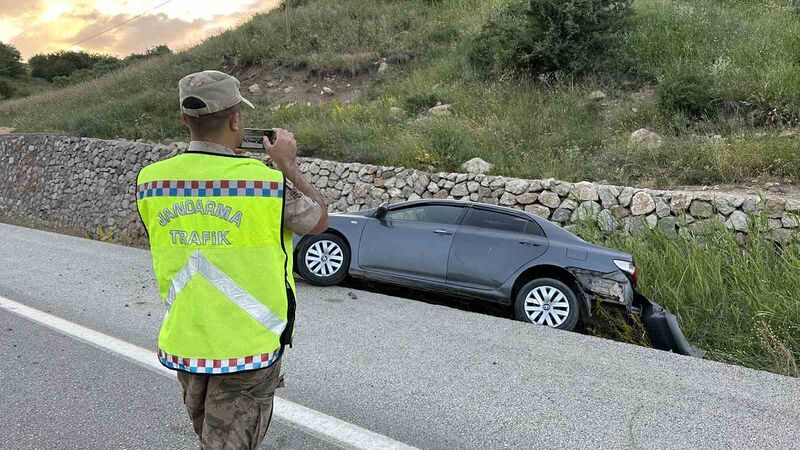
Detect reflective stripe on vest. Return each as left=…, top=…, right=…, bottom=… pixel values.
left=166, top=250, right=287, bottom=336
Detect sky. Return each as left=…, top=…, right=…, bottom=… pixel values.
left=0, top=0, right=281, bottom=60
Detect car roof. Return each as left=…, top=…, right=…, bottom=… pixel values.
left=388, top=199, right=583, bottom=241
left=389, top=198, right=534, bottom=219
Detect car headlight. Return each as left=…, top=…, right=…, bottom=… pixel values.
left=614, top=259, right=638, bottom=285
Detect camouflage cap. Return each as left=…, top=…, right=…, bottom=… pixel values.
left=179, top=70, right=254, bottom=118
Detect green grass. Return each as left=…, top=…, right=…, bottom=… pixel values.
left=577, top=220, right=800, bottom=378
left=2, top=0, right=800, bottom=186
left=626, top=0, right=800, bottom=113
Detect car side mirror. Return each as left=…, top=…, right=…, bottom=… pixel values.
left=375, top=202, right=389, bottom=219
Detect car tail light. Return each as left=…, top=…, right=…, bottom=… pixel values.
left=614, top=259, right=638, bottom=285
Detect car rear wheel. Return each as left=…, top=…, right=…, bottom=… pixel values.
left=297, top=233, right=350, bottom=286
left=514, top=278, right=580, bottom=331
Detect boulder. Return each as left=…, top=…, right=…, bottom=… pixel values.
left=517, top=193, right=539, bottom=205
left=538, top=191, right=561, bottom=208
left=598, top=185, right=619, bottom=208
left=248, top=84, right=261, bottom=94
left=714, top=197, right=737, bottom=216
left=552, top=182, right=573, bottom=197
left=499, top=192, right=517, bottom=206
left=764, top=197, right=786, bottom=218
left=629, top=128, right=663, bottom=151
left=658, top=217, right=678, bottom=237
left=589, top=90, right=607, bottom=101
left=526, top=204, right=551, bottom=219
left=782, top=213, right=799, bottom=229
left=461, top=157, right=494, bottom=174
left=572, top=181, right=599, bottom=201
left=389, top=107, right=405, bottom=118
left=427, top=104, right=452, bottom=117
left=618, top=187, right=637, bottom=207
left=689, top=200, right=714, bottom=219
left=451, top=183, right=469, bottom=197
left=550, top=208, right=572, bottom=223
left=559, top=199, right=578, bottom=211
left=670, top=192, right=693, bottom=213
left=786, top=199, right=800, bottom=213
left=505, top=179, right=530, bottom=195
left=597, top=209, right=619, bottom=232
left=655, top=198, right=671, bottom=218
left=726, top=211, right=750, bottom=232
left=742, top=198, right=761, bottom=214
left=630, top=192, right=655, bottom=216
left=572, top=201, right=602, bottom=222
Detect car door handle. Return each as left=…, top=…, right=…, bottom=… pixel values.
left=519, top=240, right=541, bottom=247
left=433, top=229, right=453, bottom=235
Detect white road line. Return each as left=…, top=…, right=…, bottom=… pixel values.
left=0, top=296, right=418, bottom=450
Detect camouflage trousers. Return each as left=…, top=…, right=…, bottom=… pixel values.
left=177, top=359, right=284, bottom=450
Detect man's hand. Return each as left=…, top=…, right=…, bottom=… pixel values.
left=263, top=127, right=330, bottom=234
left=264, top=128, right=297, bottom=170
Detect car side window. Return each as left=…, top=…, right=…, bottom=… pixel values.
left=467, top=209, right=542, bottom=236
left=385, top=205, right=464, bottom=225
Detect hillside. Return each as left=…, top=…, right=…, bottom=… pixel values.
left=1, top=0, right=800, bottom=189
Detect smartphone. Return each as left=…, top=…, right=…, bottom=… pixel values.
left=239, top=128, right=276, bottom=152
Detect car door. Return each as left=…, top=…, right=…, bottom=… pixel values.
left=358, top=203, right=467, bottom=282
left=447, top=207, right=548, bottom=290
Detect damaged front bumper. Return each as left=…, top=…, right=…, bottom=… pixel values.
left=633, top=292, right=705, bottom=358
left=570, top=268, right=636, bottom=315
left=569, top=268, right=704, bottom=358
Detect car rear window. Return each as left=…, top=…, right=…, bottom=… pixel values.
left=467, top=209, right=543, bottom=236
left=385, top=205, right=465, bottom=225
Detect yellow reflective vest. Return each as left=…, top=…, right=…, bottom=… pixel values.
left=136, top=151, right=295, bottom=374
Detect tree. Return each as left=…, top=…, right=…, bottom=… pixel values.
left=28, top=51, right=118, bottom=81
left=0, top=41, right=26, bottom=79
left=123, top=44, right=172, bottom=64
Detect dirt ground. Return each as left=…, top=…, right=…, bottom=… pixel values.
left=235, top=65, right=374, bottom=108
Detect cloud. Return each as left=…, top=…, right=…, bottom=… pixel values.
left=1, top=0, right=279, bottom=59
left=0, top=0, right=46, bottom=20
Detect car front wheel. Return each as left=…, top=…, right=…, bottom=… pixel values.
left=297, top=233, right=350, bottom=286
left=514, top=278, right=580, bottom=331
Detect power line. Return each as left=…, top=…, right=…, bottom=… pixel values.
left=67, top=0, right=178, bottom=49
left=0, top=0, right=177, bottom=75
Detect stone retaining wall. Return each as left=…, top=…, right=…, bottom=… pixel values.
left=1, top=134, right=797, bottom=246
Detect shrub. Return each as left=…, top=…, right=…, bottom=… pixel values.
left=657, top=68, right=718, bottom=119
left=123, top=44, right=172, bottom=64
left=466, top=0, right=632, bottom=78
left=28, top=51, right=120, bottom=81
left=403, top=92, right=444, bottom=113
left=0, top=42, right=25, bottom=79
left=0, top=77, right=15, bottom=99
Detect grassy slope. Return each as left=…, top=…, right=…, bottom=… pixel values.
left=2, top=0, right=800, bottom=186
left=0, top=0, right=798, bottom=375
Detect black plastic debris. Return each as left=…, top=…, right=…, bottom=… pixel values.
left=635, top=292, right=705, bottom=358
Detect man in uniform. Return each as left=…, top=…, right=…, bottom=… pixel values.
left=136, top=70, right=328, bottom=449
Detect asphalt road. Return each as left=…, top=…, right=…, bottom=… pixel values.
left=0, top=223, right=799, bottom=449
